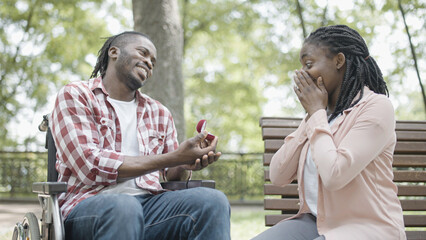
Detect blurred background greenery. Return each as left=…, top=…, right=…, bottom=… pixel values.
left=0, top=0, right=424, bottom=152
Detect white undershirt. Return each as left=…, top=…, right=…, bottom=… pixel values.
left=100, top=97, right=149, bottom=195
left=304, top=116, right=338, bottom=216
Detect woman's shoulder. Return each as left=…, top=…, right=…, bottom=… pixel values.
left=348, top=88, right=394, bottom=116
left=359, top=91, right=395, bottom=128
left=364, top=90, right=394, bottom=111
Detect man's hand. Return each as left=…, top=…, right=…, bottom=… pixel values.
left=177, top=130, right=221, bottom=171
left=119, top=131, right=221, bottom=179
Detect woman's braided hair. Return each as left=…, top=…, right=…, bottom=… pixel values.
left=304, top=25, right=388, bottom=122
left=90, top=31, right=152, bottom=79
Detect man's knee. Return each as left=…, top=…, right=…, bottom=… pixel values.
left=188, top=188, right=230, bottom=215
left=100, top=194, right=144, bottom=220
left=187, top=188, right=230, bottom=238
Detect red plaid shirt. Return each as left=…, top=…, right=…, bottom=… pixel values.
left=50, top=77, right=179, bottom=218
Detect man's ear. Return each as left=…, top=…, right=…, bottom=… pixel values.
left=108, top=46, right=120, bottom=60
left=336, top=52, right=346, bottom=70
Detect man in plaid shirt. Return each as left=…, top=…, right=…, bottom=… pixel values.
left=49, top=31, right=230, bottom=239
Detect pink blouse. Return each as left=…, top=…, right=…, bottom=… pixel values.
left=270, top=87, right=406, bottom=240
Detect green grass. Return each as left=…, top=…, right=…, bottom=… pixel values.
left=231, top=205, right=269, bottom=240
left=0, top=229, right=13, bottom=240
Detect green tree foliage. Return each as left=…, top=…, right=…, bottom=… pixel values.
left=181, top=0, right=425, bottom=153
left=180, top=0, right=297, bottom=152
left=0, top=0, right=112, bottom=149
left=382, top=0, right=426, bottom=119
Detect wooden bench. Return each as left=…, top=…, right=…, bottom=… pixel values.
left=260, top=117, right=426, bottom=240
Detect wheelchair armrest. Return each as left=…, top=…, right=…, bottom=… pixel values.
left=161, top=180, right=215, bottom=190
left=33, top=182, right=67, bottom=195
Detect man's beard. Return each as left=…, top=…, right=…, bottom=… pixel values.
left=124, top=72, right=145, bottom=91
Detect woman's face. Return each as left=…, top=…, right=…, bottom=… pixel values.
left=299, top=43, right=345, bottom=104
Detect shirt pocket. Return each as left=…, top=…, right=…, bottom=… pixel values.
left=148, top=129, right=165, bottom=154
left=96, top=116, right=115, bottom=149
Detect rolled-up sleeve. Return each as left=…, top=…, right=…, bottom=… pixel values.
left=50, top=84, right=124, bottom=186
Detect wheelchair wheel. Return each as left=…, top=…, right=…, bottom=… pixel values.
left=12, top=212, right=41, bottom=240
left=11, top=226, right=19, bottom=240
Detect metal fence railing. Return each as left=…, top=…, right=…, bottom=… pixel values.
left=0, top=152, right=47, bottom=199
left=0, top=152, right=264, bottom=202
left=192, top=152, right=264, bottom=201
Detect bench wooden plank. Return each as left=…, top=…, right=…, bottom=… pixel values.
left=393, top=171, right=426, bottom=182
left=400, top=199, right=426, bottom=211
left=264, top=184, right=426, bottom=197
left=264, top=184, right=298, bottom=196
left=264, top=170, right=426, bottom=183
left=261, top=128, right=296, bottom=139
left=395, top=122, right=426, bottom=131
left=260, top=117, right=426, bottom=131
left=393, top=155, right=426, bottom=167
left=260, top=118, right=302, bottom=128
left=264, top=199, right=300, bottom=211
left=263, top=153, right=274, bottom=166
left=395, top=142, right=426, bottom=153
left=397, top=131, right=426, bottom=141
left=265, top=214, right=426, bottom=228
left=265, top=214, right=293, bottom=226
left=264, top=153, right=426, bottom=167
left=262, top=128, right=426, bottom=141
left=264, top=139, right=426, bottom=154
left=265, top=198, right=426, bottom=211
left=405, top=231, right=426, bottom=240
left=402, top=215, right=426, bottom=227
left=396, top=185, right=426, bottom=196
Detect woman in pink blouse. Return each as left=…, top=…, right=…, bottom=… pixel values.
left=253, top=25, right=405, bottom=240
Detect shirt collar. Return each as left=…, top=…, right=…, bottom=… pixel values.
left=90, top=76, right=109, bottom=96
left=89, top=76, right=146, bottom=104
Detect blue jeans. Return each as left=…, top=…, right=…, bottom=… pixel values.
left=64, top=187, right=231, bottom=240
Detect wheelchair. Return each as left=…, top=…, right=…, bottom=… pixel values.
left=12, top=115, right=215, bottom=240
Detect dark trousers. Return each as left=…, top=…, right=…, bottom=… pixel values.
left=252, top=213, right=326, bottom=240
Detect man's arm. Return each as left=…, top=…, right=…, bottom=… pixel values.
left=118, top=131, right=220, bottom=179
left=165, top=166, right=190, bottom=181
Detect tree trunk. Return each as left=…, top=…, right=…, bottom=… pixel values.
left=132, top=0, right=186, bottom=142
